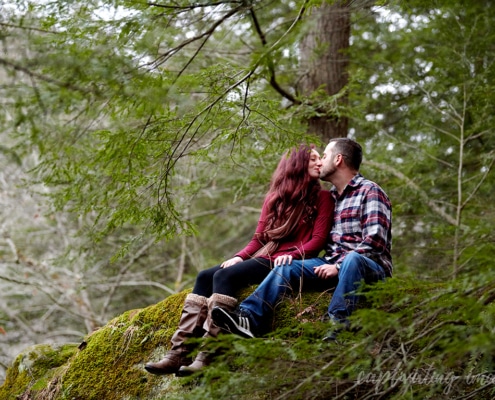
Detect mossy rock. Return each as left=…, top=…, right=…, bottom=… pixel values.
left=0, top=343, right=78, bottom=400
left=0, top=288, right=332, bottom=399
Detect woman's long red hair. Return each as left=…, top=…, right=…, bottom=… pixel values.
left=261, top=144, right=321, bottom=239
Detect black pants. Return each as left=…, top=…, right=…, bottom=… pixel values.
left=192, top=257, right=272, bottom=298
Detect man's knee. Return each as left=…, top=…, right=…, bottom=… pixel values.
left=342, top=251, right=363, bottom=265
left=342, top=252, right=385, bottom=281
left=340, top=252, right=364, bottom=272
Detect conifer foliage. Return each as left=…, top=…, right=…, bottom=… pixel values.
left=1, top=0, right=495, bottom=397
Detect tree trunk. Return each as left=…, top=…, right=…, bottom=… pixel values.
left=299, top=0, right=351, bottom=141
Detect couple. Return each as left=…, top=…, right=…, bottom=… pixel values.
left=145, top=138, right=392, bottom=376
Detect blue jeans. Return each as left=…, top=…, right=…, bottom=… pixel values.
left=240, top=252, right=386, bottom=333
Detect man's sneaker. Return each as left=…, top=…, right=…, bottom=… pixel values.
left=211, top=307, right=255, bottom=338
left=322, top=314, right=350, bottom=342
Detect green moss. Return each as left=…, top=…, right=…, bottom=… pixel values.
left=0, top=288, right=335, bottom=399
left=59, top=291, right=191, bottom=400
left=0, top=343, right=78, bottom=399
left=0, top=360, right=31, bottom=400
left=237, top=285, right=333, bottom=334
left=273, top=290, right=332, bottom=332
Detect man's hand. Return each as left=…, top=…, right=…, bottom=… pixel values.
left=314, top=264, right=339, bottom=279
left=274, top=254, right=293, bottom=267
left=220, top=256, right=243, bottom=268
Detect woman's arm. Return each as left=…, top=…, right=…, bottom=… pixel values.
left=277, top=190, right=334, bottom=260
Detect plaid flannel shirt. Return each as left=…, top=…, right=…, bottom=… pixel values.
left=325, top=174, right=393, bottom=277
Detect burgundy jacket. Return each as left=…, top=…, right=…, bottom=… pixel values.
left=236, top=190, right=334, bottom=261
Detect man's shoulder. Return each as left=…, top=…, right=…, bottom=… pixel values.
left=351, top=175, right=391, bottom=205
left=355, top=175, right=388, bottom=194
left=353, top=174, right=374, bottom=186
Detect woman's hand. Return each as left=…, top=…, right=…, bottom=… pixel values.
left=274, top=254, right=293, bottom=267
left=220, top=256, right=243, bottom=268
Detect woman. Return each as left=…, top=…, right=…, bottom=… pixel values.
left=145, top=144, right=334, bottom=376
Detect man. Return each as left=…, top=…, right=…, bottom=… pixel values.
left=212, top=138, right=392, bottom=340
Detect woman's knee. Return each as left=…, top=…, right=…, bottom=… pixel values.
left=213, top=267, right=238, bottom=286
left=195, top=269, right=208, bottom=282
left=195, top=267, right=218, bottom=287
left=269, top=264, right=298, bottom=287
left=212, top=268, right=240, bottom=296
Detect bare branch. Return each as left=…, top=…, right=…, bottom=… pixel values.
left=0, top=58, right=98, bottom=95
left=461, top=151, right=495, bottom=209
left=147, top=1, right=243, bottom=11
left=250, top=1, right=309, bottom=104
left=145, top=3, right=247, bottom=70
left=364, top=160, right=460, bottom=227
left=100, top=239, right=157, bottom=316
left=0, top=21, right=58, bottom=34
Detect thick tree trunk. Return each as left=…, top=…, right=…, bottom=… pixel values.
left=299, top=0, right=351, bottom=141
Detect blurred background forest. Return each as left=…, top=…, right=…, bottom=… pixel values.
left=1, top=0, right=495, bottom=393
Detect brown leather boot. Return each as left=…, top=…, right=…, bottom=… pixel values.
left=177, top=293, right=237, bottom=376
left=145, top=293, right=208, bottom=375
left=176, top=351, right=211, bottom=376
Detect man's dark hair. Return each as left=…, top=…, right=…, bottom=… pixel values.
left=329, top=138, right=362, bottom=171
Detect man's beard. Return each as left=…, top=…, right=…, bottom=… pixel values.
left=320, top=164, right=336, bottom=182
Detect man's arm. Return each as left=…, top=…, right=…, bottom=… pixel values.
left=355, top=184, right=392, bottom=258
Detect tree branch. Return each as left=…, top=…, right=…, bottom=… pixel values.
left=147, top=1, right=243, bottom=11
left=364, top=160, right=460, bottom=227
left=145, top=3, right=247, bottom=70
left=250, top=3, right=308, bottom=104
left=0, top=58, right=98, bottom=95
